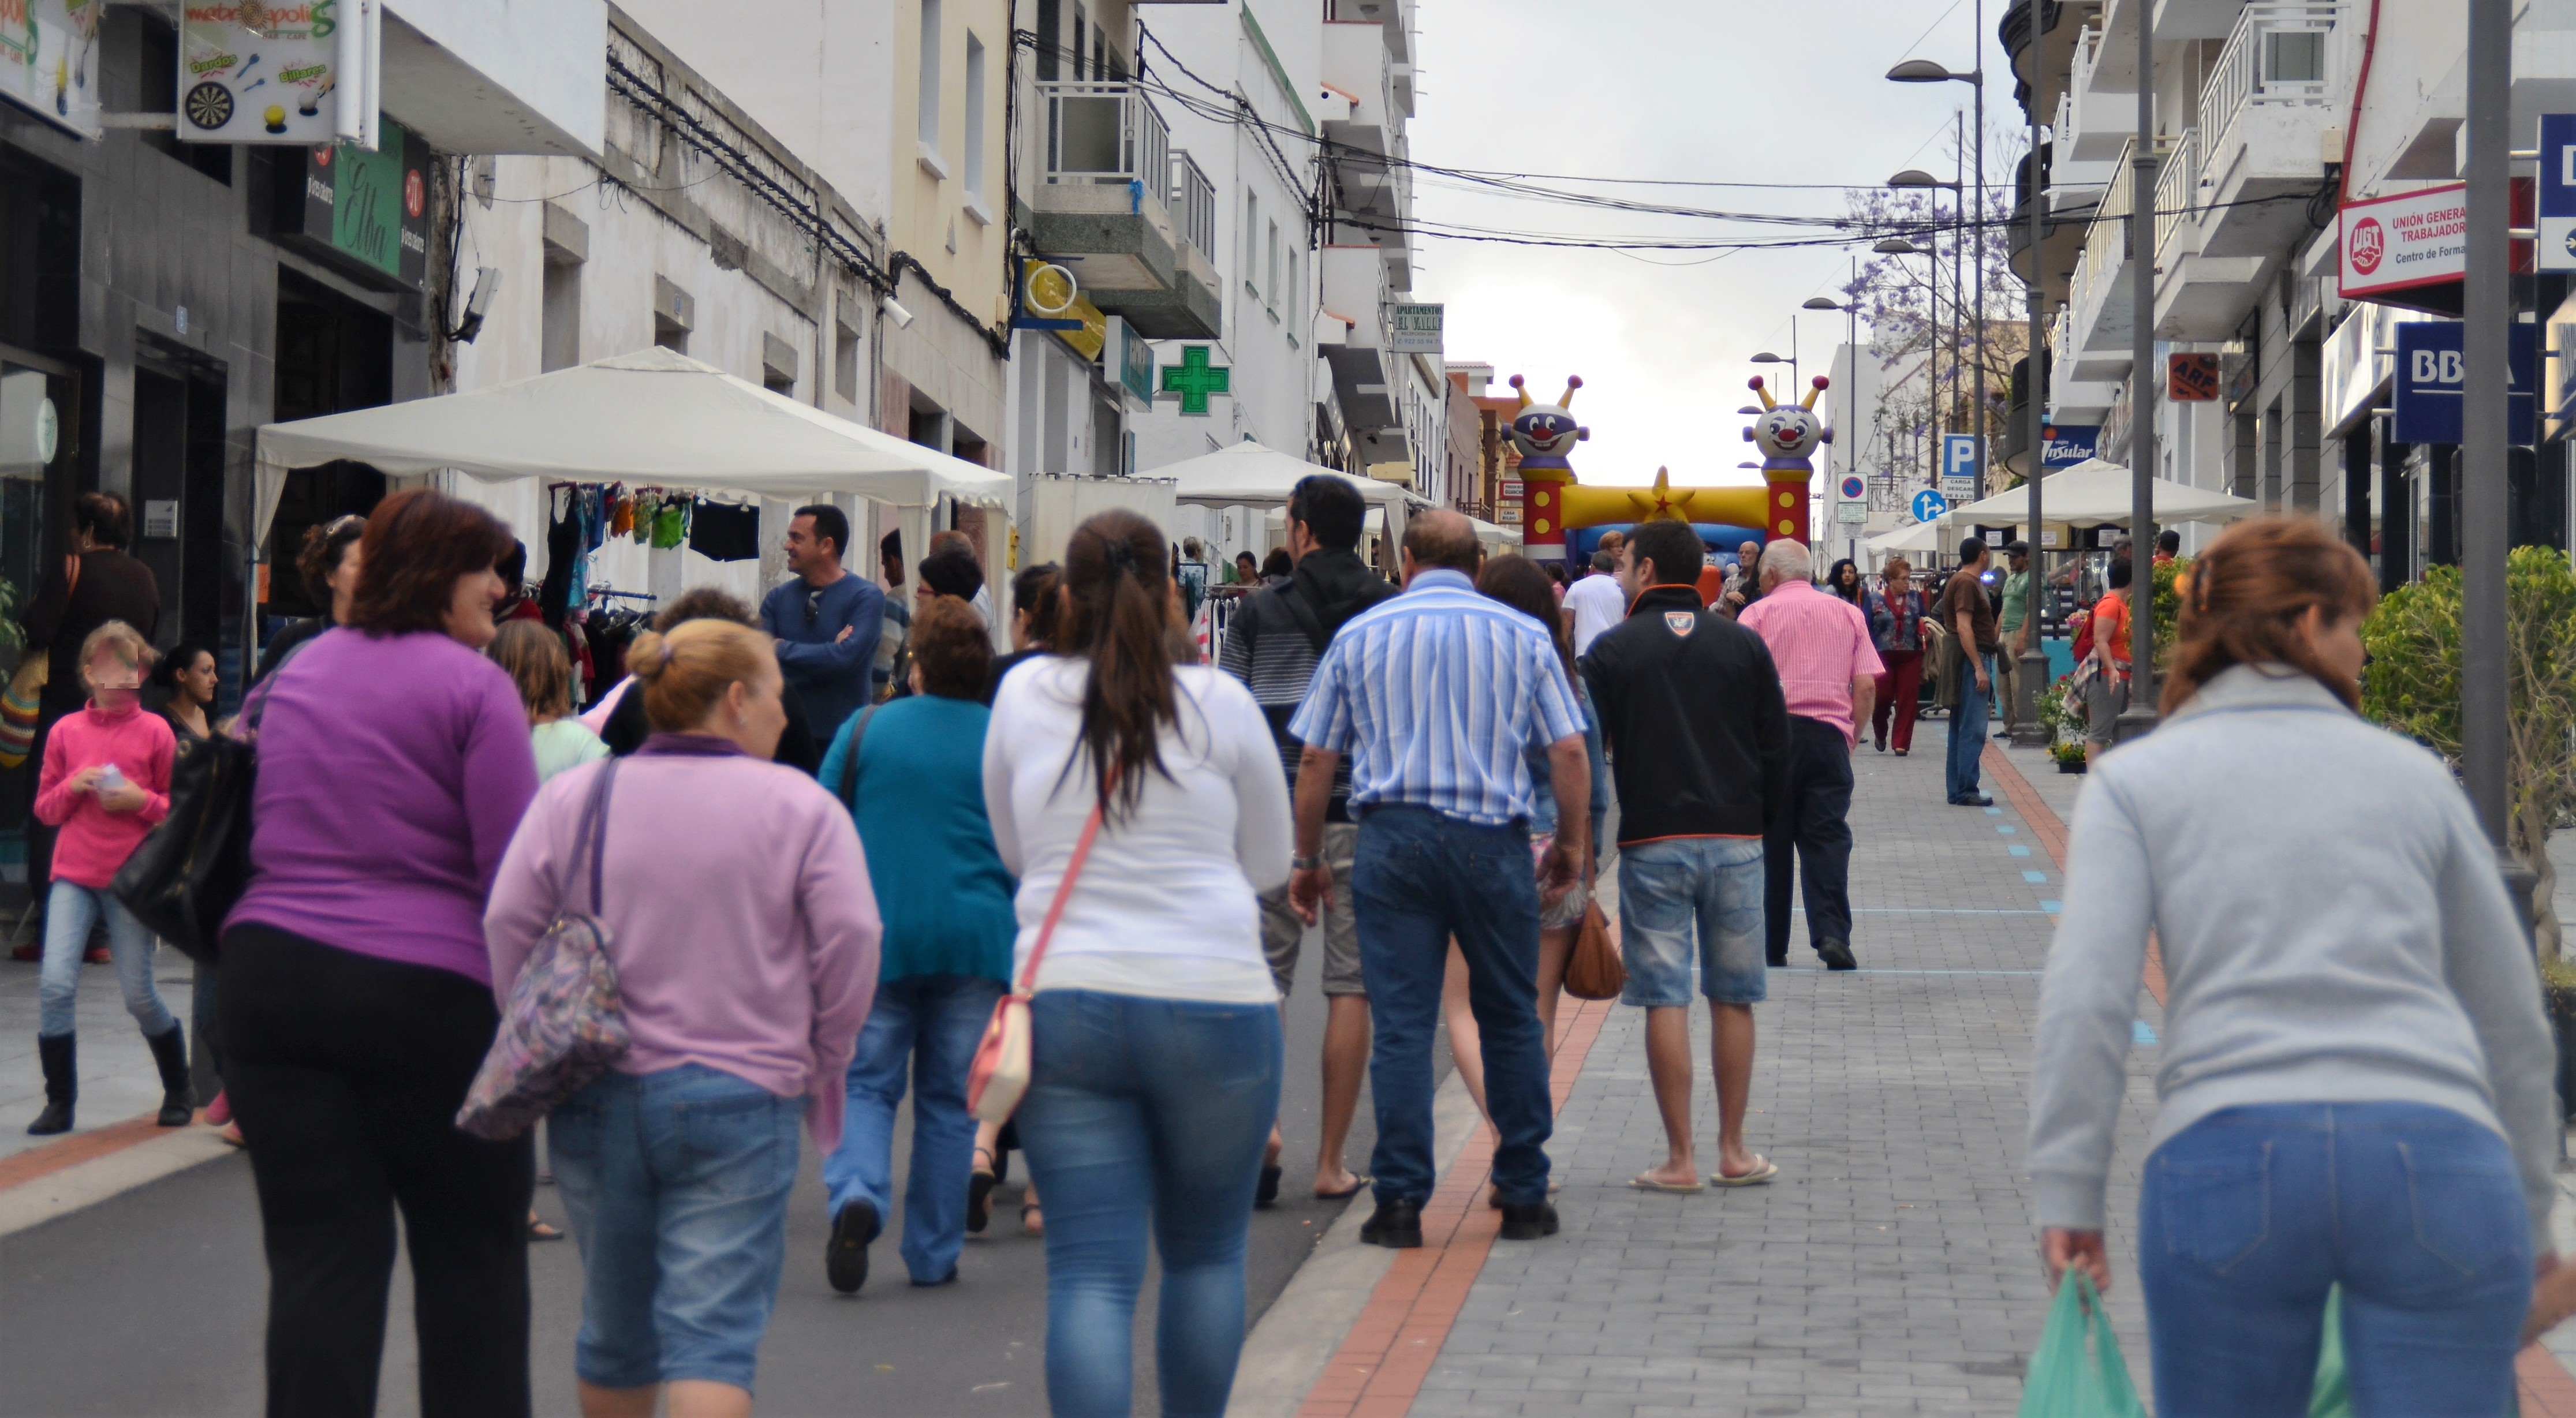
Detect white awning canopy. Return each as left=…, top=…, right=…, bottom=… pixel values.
left=1942, top=458, right=2261, bottom=532
left=252, top=347, right=1013, bottom=541
left=1865, top=520, right=1943, bottom=556
left=1149, top=439, right=1418, bottom=514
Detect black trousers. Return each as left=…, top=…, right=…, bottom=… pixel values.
left=1764, top=716, right=1857, bottom=962
left=219, top=923, right=533, bottom=1418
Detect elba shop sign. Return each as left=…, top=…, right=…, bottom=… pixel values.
left=2340, top=185, right=2467, bottom=300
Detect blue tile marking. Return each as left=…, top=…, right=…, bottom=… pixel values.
left=1996, top=825, right=2017, bottom=835
left=2040, top=899, right=2063, bottom=914
left=2023, top=870, right=2048, bottom=884
left=2134, top=1020, right=2160, bottom=1046
left=1984, top=806, right=2004, bottom=815
left=2008, top=844, right=2033, bottom=857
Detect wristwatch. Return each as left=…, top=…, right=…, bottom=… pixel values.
left=1291, top=853, right=1323, bottom=871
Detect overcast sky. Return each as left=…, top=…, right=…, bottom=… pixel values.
left=1410, top=0, right=2020, bottom=489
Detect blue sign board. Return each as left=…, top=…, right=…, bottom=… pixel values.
left=1910, top=489, right=1950, bottom=523
left=2040, top=424, right=2100, bottom=469
left=2392, top=321, right=2537, bottom=446
left=2542, top=114, right=2576, bottom=272
left=1942, top=433, right=1980, bottom=481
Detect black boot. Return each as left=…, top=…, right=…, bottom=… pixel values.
left=28, top=1034, right=73, bottom=1135
left=144, top=1022, right=192, bottom=1127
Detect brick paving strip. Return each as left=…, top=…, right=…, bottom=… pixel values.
left=0, top=1108, right=237, bottom=1238
left=1987, top=742, right=2576, bottom=1415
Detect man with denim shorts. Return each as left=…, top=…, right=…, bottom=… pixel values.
left=1582, top=519, right=1790, bottom=1191
left=1289, top=510, right=1590, bottom=1248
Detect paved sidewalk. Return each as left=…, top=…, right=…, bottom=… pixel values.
left=0, top=943, right=202, bottom=1159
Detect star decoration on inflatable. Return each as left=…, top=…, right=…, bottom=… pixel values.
left=1623, top=466, right=1699, bottom=523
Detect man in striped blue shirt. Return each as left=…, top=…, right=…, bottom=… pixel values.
left=1287, top=510, right=1591, bottom=1247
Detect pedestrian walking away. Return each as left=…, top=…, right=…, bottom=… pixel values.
left=25, top=620, right=182, bottom=1135
left=818, top=597, right=1015, bottom=1293
left=925, top=529, right=996, bottom=628
left=1995, top=540, right=2034, bottom=734
left=983, top=510, right=1291, bottom=1418
left=984, top=560, right=1062, bottom=705
left=1933, top=536, right=2000, bottom=805
left=598, top=589, right=824, bottom=773
left=218, top=489, right=543, bottom=1418
left=491, top=619, right=610, bottom=784
left=1862, top=558, right=1929, bottom=755
left=1287, top=508, right=1589, bottom=1248
left=1582, top=519, right=1790, bottom=1192
left=1560, top=546, right=1626, bottom=657
left=760, top=504, right=884, bottom=742
left=1737, top=539, right=1880, bottom=971
left=1218, top=472, right=1395, bottom=1205
left=2029, top=518, right=2561, bottom=1416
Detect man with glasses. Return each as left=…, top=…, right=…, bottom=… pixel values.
left=760, top=504, right=883, bottom=739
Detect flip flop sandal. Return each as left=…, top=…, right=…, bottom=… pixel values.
left=1629, top=1174, right=1706, bottom=1193
left=1021, top=1202, right=1044, bottom=1239
left=527, top=1214, right=566, bottom=1241
left=1256, top=1162, right=1283, bottom=1208
left=967, top=1147, right=998, bottom=1234
left=1315, top=1175, right=1372, bottom=1201
left=1711, top=1160, right=1780, bottom=1187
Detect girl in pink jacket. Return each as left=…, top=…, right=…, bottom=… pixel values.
left=27, top=621, right=183, bottom=1135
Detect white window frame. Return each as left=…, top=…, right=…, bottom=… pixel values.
left=916, top=0, right=946, bottom=178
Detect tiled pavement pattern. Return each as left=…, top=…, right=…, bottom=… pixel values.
left=1405, top=725, right=2164, bottom=1417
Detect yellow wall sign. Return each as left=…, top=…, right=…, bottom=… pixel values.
left=1057, top=295, right=1108, bottom=361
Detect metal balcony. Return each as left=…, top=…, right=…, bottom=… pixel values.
left=2064, top=132, right=2178, bottom=383
left=1041, top=81, right=1170, bottom=191
left=1170, top=151, right=1217, bottom=265
left=2192, top=1, right=2345, bottom=259
left=1024, top=84, right=1214, bottom=338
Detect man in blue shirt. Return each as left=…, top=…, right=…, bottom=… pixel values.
left=1288, top=510, right=1590, bottom=1248
left=760, top=503, right=883, bottom=739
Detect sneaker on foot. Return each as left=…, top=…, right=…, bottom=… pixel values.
left=1816, top=940, right=1858, bottom=971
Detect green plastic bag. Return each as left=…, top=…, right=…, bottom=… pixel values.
left=2019, top=1272, right=2146, bottom=1418
left=2309, top=1285, right=2350, bottom=1418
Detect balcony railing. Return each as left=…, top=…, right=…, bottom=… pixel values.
left=2077, top=132, right=2183, bottom=310
left=1040, top=81, right=1170, bottom=196
left=2197, top=1, right=2342, bottom=145
left=1170, top=149, right=1217, bottom=263
left=2153, top=128, right=2200, bottom=259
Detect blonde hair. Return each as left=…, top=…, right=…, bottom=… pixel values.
left=488, top=620, right=572, bottom=720
left=625, top=619, right=774, bottom=733
left=77, top=621, right=152, bottom=680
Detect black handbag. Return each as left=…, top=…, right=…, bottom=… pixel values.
left=113, top=640, right=309, bottom=964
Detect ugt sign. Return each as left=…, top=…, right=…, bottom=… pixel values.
left=2392, top=320, right=2536, bottom=446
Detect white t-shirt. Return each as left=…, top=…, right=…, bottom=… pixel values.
left=1563, top=571, right=1628, bottom=656
left=983, top=657, right=1293, bottom=1004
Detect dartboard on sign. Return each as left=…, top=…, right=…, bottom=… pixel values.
left=184, top=81, right=233, bottom=132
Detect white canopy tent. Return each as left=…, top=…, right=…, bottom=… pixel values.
left=1152, top=439, right=1417, bottom=515
left=1940, top=458, right=2260, bottom=534
left=252, top=347, right=1013, bottom=544
left=1865, top=520, right=1943, bottom=558
left=1468, top=516, right=1524, bottom=556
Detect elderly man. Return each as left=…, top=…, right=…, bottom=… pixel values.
left=1289, top=510, right=1589, bottom=1247
left=1738, top=540, right=1882, bottom=971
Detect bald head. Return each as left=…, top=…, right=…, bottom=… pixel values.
left=1402, top=508, right=1481, bottom=579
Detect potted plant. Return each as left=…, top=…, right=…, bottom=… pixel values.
left=2034, top=675, right=2088, bottom=773
left=2051, top=739, right=2087, bottom=774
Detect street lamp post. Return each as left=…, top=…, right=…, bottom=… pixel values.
left=2116, top=0, right=2159, bottom=740
left=1805, top=293, right=1857, bottom=562
left=2012, top=0, right=2051, bottom=747
left=1890, top=4, right=1988, bottom=493
left=2464, top=0, right=2510, bottom=849
left=1874, top=235, right=1943, bottom=485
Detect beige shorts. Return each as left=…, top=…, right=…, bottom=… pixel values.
left=1261, top=820, right=1365, bottom=998
left=1532, top=832, right=1591, bottom=930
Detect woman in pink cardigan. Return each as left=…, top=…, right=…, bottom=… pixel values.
left=486, top=617, right=880, bottom=1418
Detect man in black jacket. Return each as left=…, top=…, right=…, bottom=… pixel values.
left=1581, top=518, right=1790, bottom=1192
left=1219, top=474, right=1394, bottom=1202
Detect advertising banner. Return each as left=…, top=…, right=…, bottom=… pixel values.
left=2541, top=114, right=2576, bottom=273
left=277, top=115, right=428, bottom=289
left=1389, top=303, right=1443, bottom=354
left=180, top=1, right=345, bottom=145
left=2391, top=320, right=2537, bottom=446
left=2039, top=424, right=2099, bottom=469
left=2339, top=184, right=2467, bottom=300
left=0, top=0, right=104, bottom=139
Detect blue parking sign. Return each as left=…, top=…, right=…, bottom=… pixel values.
left=1942, top=434, right=1980, bottom=481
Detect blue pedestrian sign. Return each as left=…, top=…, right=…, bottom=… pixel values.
left=2541, top=114, right=2576, bottom=272
left=1910, top=489, right=1950, bottom=523
left=2392, top=320, right=2537, bottom=446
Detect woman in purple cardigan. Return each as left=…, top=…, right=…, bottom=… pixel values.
left=221, top=489, right=543, bottom=1418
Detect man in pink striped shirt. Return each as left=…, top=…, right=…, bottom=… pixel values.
left=1737, top=540, right=1883, bottom=971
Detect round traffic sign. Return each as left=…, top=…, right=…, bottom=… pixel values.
left=1910, top=489, right=1949, bottom=523
left=1840, top=475, right=1865, bottom=500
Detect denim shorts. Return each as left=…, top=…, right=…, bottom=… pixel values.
left=1616, top=836, right=1767, bottom=1007
left=548, top=1062, right=803, bottom=1393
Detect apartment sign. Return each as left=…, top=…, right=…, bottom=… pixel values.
left=2339, top=184, right=2468, bottom=300
left=2540, top=114, right=2576, bottom=272
left=1389, top=303, right=1443, bottom=354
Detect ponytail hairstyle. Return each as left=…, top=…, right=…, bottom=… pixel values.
left=1055, top=509, right=1179, bottom=820
left=625, top=619, right=775, bottom=733
left=2161, top=515, right=2377, bottom=715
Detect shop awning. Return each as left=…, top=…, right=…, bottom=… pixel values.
left=1941, top=458, right=2260, bottom=532
left=1149, top=440, right=1418, bottom=514
left=252, top=347, right=1012, bottom=542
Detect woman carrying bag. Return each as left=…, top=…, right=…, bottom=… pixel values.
left=980, top=510, right=1291, bottom=1418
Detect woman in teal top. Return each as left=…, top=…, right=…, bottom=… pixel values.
left=818, top=598, right=1017, bottom=1292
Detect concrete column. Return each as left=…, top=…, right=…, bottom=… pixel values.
left=2288, top=334, right=2323, bottom=511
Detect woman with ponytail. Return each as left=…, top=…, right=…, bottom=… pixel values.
left=981, top=509, right=1291, bottom=1417
left=2029, top=517, right=2559, bottom=1412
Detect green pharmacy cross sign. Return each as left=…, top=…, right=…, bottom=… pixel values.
left=1160, top=346, right=1233, bottom=416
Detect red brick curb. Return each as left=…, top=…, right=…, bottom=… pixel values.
left=0, top=1112, right=166, bottom=1194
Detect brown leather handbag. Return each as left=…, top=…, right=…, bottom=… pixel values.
left=1560, top=900, right=1625, bottom=1001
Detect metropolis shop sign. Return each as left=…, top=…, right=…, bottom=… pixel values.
left=270, top=115, right=430, bottom=290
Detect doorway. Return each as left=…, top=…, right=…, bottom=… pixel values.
left=264, top=268, right=392, bottom=646
left=130, top=349, right=234, bottom=656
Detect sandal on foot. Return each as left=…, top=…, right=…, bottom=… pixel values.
left=967, top=1147, right=998, bottom=1235
left=1315, top=1174, right=1371, bottom=1201
left=528, top=1213, right=566, bottom=1241
left=1629, top=1173, right=1705, bottom=1193
left=1711, top=1158, right=1780, bottom=1187
left=1021, top=1202, right=1044, bottom=1239
left=1256, top=1162, right=1282, bottom=1209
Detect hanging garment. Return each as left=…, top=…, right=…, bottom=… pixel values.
left=688, top=499, right=761, bottom=563
left=650, top=498, right=687, bottom=550
left=539, top=484, right=580, bottom=626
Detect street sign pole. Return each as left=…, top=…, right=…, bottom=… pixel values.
left=2116, top=0, right=2160, bottom=744
left=2465, top=0, right=2514, bottom=856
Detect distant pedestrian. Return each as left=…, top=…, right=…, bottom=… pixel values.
left=1825, top=558, right=1864, bottom=607
left=927, top=529, right=996, bottom=628
left=1863, top=558, right=1929, bottom=755
left=1584, top=519, right=1789, bottom=1192
left=1933, top=536, right=1999, bottom=806
left=600, top=589, right=823, bottom=773
left=984, top=560, right=1061, bottom=705
left=25, top=621, right=182, bottom=1136
left=760, top=503, right=884, bottom=740
left=2029, top=517, right=2557, bottom=1414
left=1290, top=509, right=1587, bottom=1247
left=985, top=510, right=1290, bottom=1416
left=255, top=513, right=365, bottom=681
left=1261, top=547, right=1294, bottom=587
left=1219, top=474, right=1395, bottom=1204
left=490, top=619, right=607, bottom=783
left=1996, top=541, right=2035, bottom=736
left=1562, top=547, right=1626, bottom=656
left=1738, top=540, right=1880, bottom=972
left=2083, top=556, right=2135, bottom=765
left=2153, top=527, right=2179, bottom=566
left=819, top=597, right=1014, bottom=1293
left=153, top=638, right=232, bottom=1142
left=487, top=616, right=880, bottom=1416
left=876, top=531, right=912, bottom=702
left=221, top=488, right=540, bottom=1417
left=919, top=545, right=984, bottom=606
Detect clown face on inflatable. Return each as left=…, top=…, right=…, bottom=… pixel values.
left=1506, top=375, right=1586, bottom=468
left=1742, top=375, right=1832, bottom=542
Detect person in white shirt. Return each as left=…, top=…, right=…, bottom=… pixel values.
left=982, top=508, right=1290, bottom=1418
left=1561, top=548, right=1629, bottom=657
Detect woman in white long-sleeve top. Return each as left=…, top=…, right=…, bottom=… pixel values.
left=2027, top=517, right=2560, bottom=1417
left=981, top=509, right=1291, bottom=1418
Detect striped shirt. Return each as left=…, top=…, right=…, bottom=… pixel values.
left=1287, top=568, right=1586, bottom=827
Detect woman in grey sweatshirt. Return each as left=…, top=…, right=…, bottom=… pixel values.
left=2028, top=518, right=2558, bottom=1416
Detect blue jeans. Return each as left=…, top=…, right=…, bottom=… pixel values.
left=1352, top=805, right=1552, bottom=1207
left=1617, top=836, right=1767, bottom=1007
left=1014, top=989, right=1280, bottom=1418
left=2138, top=1102, right=2532, bottom=1417
left=37, top=879, right=173, bottom=1039
left=822, top=972, right=1004, bottom=1284
left=548, top=1064, right=803, bottom=1393
left=1946, top=654, right=1991, bottom=801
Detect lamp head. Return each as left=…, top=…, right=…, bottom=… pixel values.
left=1887, top=59, right=1960, bottom=83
